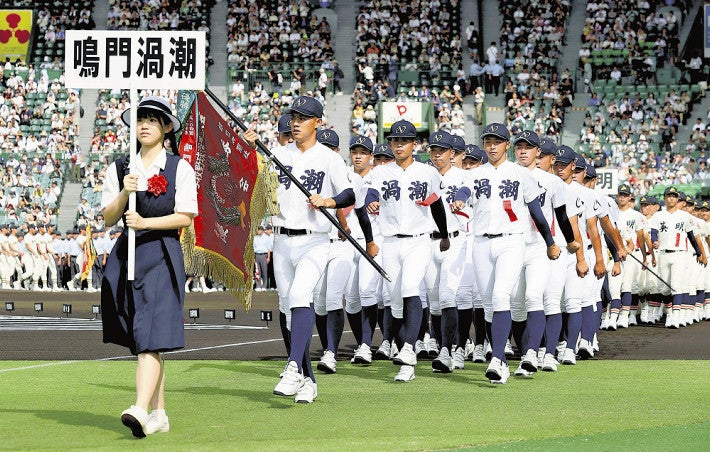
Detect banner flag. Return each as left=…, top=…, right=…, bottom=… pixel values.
left=80, top=225, right=97, bottom=281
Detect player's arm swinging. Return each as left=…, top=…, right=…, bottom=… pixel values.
left=687, top=231, right=707, bottom=266
left=599, top=215, right=626, bottom=262
left=587, top=216, right=606, bottom=279
left=527, top=197, right=560, bottom=260
left=554, top=204, right=581, bottom=253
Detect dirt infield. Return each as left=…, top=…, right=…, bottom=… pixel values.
left=1, top=289, right=708, bottom=361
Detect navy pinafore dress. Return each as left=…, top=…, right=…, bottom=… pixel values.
left=101, top=154, right=187, bottom=355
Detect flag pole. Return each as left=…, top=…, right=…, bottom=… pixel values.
left=203, top=88, right=391, bottom=283
left=127, top=85, right=138, bottom=280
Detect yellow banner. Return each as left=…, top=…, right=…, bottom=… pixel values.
left=0, top=10, right=33, bottom=62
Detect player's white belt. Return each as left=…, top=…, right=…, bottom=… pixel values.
left=661, top=249, right=682, bottom=253
left=392, top=233, right=426, bottom=238
left=430, top=231, right=459, bottom=240
left=479, top=232, right=522, bottom=239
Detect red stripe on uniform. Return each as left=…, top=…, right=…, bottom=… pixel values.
left=416, top=192, right=439, bottom=206
left=503, top=200, right=518, bottom=222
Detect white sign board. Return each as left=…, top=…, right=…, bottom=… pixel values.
left=381, top=101, right=424, bottom=128
left=595, top=168, right=619, bottom=195
left=64, top=30, right=206, bottom=89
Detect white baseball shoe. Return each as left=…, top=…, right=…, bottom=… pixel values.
left=519, top=349, right=539, bottom=373
left=577, top=339, right=594, bottom=360
left=427, top=336, right=439, bottom=358
left=514, top=361, right=534, bottom=377
left=452, top=347, right=466, bottom=370
left=537, top=348, right=546, bottom=369
left=617, top=311, right=629, bottom=328
left=463, top=339, right=474, bottom=359
left=628, top=311, right=638, bottom=326
left=484, top=339, right=492, bottom=361
left=504, top=339, right=514, bottom=357
left=607, top=313, right=618, bottom=330
left=639, top=304, right=650, bottom=323
left=394, top=365, right=415, bottom=382
left=541, top=353, right=559, bottom=372
left=317, top=350, right=337, bottom=374
left=273, top=361, right=304, bottom=396
left=560, top=348, right=577, bottom=365
left=144, top=411, right=170, bottom=435
left=472, top=344, right=486, bottom=363
left=351, top=343, right=372, bottom=364
left=294, top=377, right=317, bottom=403
left=375, top=340, right=391, bottom=360
left=392, top=342, right=417, bottom=366
left=414, top=339, right=427, bottom=359
left=121, top=405, right=149, bottom=438
left=432, top=347, right=454, bottom=373
left=485, top=357, right=510, bottom=384
left=555, top=341, right=567, bottom=358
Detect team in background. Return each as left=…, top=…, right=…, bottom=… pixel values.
left=249, top=95, right=710, bottom=403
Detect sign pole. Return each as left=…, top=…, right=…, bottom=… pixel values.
left=127, top=85, right=138, bottom=280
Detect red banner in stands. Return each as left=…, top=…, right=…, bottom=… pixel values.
left=179, top=92, right=259, bottom=297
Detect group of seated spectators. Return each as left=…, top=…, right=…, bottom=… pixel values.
left=579, top=0, right=693, bottom=85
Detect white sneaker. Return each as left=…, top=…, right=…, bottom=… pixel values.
left=560, top=348, right=577, bottom=365
left=414, top=339, right=427, bottom=358
left=577, top=339, right=594, bottom=360
left=463, top=339, right=474, bottom=359
left=704, top=304, right=710, bottom=320
left=394, top=365, right=415, bottom=382
left=191, top=286, right=202, bottom=292
left=628, top=312, right=638, bottom=326
left=121, top=405, right=149, bottom=438
left=351, top=343, right=372, bottom=364
left=279, top=362, right=289, bottom=378
left=273, top=361, right=304, bottom=396
left=514, top=361, right=534, bottom=377
left=144, top=411, right=170, bottom=434
left=592, top=333, right=599, bottom=352
left=600, top=313, right=609, bottom=330
left=666, top=310, right=678, bottom=329
left=519, top=349, right=538, bottom=373
left=694, top=306, right=702, bottom=323
left=390, top=342, right=399, bottom=359
left=640, top=304, right=650, bottom=323
left=392, top=342, right=417, bottom=366
left=52, top=286, right=63, bottom=292
left=472, top=344, right=486, bottom=363
left=537, top=348, right=546, bottom=369
left=427, top=336, right=439, bottom=358
left=452, top=347, right=465, bottom=370
left=556, top=341, right=567, bottom=358
left=504, top=339, right=514, bottom=357
left=432, top=347, right=454, bottom=373
left=317, top=350, right=337, bottom=374
left=617, top=311, right=629, bottom=328
left=375, top=340, right=391, bottom=360
left=294, top=377, right=317, bottom=403
left=484, top=339, right=492, bottom=361
left=607, top=313, right=618, bottom=330
left=485, top=357, right=510, bottom=384
left=184, top=281, right=190, bottom=293
left=541, top=353, right=558, bottom=372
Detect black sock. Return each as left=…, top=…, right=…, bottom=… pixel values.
left=418, top=307, right=430, bottom=341
left=279, top=311, right=291, bottom=355
left=383, top=306, right=394, bottom=342
left=326, top=309, right=344, bottom=353
left=430, top=313, right=442, bottom=345
left=511, top=320, right=526, bottom=353
left=403, top=296, right=424, bottom=345
left=474, top=308, right=486, bottom=345
left=346, top=310, right=363, bottom=345
left=315, top=313, right=328, bottom=351
left=361, top=305, right=378, bottom=347
left=457, top=308, right=473, bottom=348
left=441, top=307, right=458, bottom=350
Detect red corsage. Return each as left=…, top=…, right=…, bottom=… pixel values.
left=147, top=174, right=168, bottom=197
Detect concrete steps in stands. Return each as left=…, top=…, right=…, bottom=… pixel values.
left=561, top=93, right=591, bottom=147
left=78, top=89, right=98, bottom=159
left=56, top=182, right=84, bottom=233
left=208, top=0, right=229, bottom=88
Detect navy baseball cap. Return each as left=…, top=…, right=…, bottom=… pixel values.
left=428, top=130, right=454, bottom=149
left=451, top=135, right=466, bottom=153
left=686, top=197, right=696, bottom=207
left=286, top=96, right=323, bottom=118
left=514, top=130, right=540, bottom=147
left=618, top=184, right=632, bottom=195
left=373, top=143, right=394, bottom=158
left=555, top=145, right=576, bottom=164
left=639, top=195, right=651, bottom=205
left=664, top=186, right=679, bottom=197
left=539, top=139, right=557, bottom=156
left=277, top=114, right=292, bottom=133
left=584, top=164, right=597, bottom=179
left=574, top=154, right=587, bottom=170
left=349, top=135, right=374, bottom=153
left=480, top=123, right=510, bottom=141
left=317, top=129, right=339, bottom=148
left=387, top=120, right=418, bottom=139
left=678, top=192, right=688, bottom=202
left=699, top=200, right=710, bottom=210
left=464, top=144, right=487, bottom=163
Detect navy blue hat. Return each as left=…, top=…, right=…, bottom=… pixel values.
left=639, top=195, right=652, bottom=205
left=699, top=200, right=710, bottom=210
left=618, top=184, right=632, bottom=195
left=664, top=186, right=679, bottom=197
left=678, top=191, right=688, bottom=202
left=373, top=143, right=394, bottom=158
left=514, top=130, right=540, bottom=147
left=451, top=135, right=466, bottom=153
left=428, top=130, right=454, bottom=149
left=286, top=96, right=323, bottom=118
left=574, top=153, right=587, bottom=170
left=277, top=114, right=292, bottom=133
left=584, top=164, right=597, bottom=179
left=480, top=123, right=511, bottom=141
left=539, top=139, right=557, bottom=156
left=317, top=129, right=339, bottom=148
left=387, top=120, right=418, bottom=139
left=464, top=144, right=487, bottom=163
left=349, top=135, right=374, bottom=153
left=555, top=145, right=576, bottom=164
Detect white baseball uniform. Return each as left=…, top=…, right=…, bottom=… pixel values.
left=648, top=208, right=694, bottom=296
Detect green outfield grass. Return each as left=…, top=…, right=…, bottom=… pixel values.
left=1, top=360, right=708, bottom=451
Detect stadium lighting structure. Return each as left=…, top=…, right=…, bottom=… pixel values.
left=260, top=310, right=273, bottom=328
left=62, top=304, right=72, bottom=318
left=224, top=309, right=235, bottom=322
left=34, top=302, right=43, bottom=315
left=5, top=302, right=14, bottom=312
left=188, top=308, right=199, bottom=323
left=92, top=305, right=101, bottom=320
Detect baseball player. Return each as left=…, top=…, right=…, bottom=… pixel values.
left=450, top=135, right=467, bottom=169
left=423, top=130, right=469, bottom=373
left=364, top=119, right=450, bottom=382
left=0, top=224, right=12, bottom=289
left=680, top=196, right=707, bottom=325
left=649, top=187, right=706, bottom=328
left=451, top=123, right=560, bottom=384
left=245, top=96, right=355, bottom=403
left=511, top=131, right=579, bottom=376
left=697, top=201, right=710, bottom=320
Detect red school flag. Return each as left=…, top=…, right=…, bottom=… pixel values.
left=178, top=91, right=260, bottom=309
